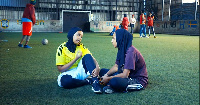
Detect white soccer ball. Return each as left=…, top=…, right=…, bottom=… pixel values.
left=42, top=39, right=48, bottom=45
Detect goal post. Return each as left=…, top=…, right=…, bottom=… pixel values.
left=62, top=10, right=91, bottom=32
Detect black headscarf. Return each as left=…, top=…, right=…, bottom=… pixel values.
left=116, top=29, right=133, bottom=73
left=66, top=27, right=82, bottom=53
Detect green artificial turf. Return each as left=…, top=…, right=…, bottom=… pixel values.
left=0, top=32, right=199, bottom=105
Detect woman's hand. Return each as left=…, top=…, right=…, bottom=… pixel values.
left=101, top=75, right=110, bottom=85
left=91, top=67, right=100, bottom=77
left=76, top=50, right=82, bottom=59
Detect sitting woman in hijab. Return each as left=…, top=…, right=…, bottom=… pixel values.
left=56, top=27, right=102, bottom=94
left=99, top=29, right=148, bottom=94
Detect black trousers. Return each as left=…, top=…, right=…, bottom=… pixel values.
left=60, top=54, right=97, bottom=89
left=99, top=68, right=140, bottom=92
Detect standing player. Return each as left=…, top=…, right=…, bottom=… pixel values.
left=147, top=12, right=156, bottom=38
left=109, top=25, right=120, bottom=36
left=130, top=15, right=136, bottom=34
left=122, top=14, right=129, bottom=31
left=18, top=0, right=36, bottom=48
left=139, top=11, right=148, bottom=38
left=109, top=25, right=116, bottom=36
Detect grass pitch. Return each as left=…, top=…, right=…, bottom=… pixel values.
left=0, top=32, right=199, bottom=105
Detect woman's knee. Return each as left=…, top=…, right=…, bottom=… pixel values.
left=82, top=54, right=96, bottom=73
left=109, top=77, right=128, bottom=92
left=99, top=68, right=109, bottom=77
left=109, top=77, right=120, bottom=87
left=82, top=54, right=92, bottom=60
left=61, top=75, right=74, bottom=89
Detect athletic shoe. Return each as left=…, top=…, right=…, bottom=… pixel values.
left=126, top=78, right=143, bottom=91
left=92, top=80, right=102, bottom=94
left=103, top=86, right=114, bottom=94
left=24, top=45, right=32, bottom=48
left=145, top=36, right=149, bottom=38
left=139, top=36, right=143, bottom=38
left=18, top=44, right=23, bottom=47
left=85, top=78, right=93, bottom=85
left=154, top=36, right=157, bottom=38
left=127, top=84, right=143, bottom=90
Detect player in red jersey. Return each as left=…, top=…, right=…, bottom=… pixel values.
left=147, top=12, right=156, bottom=38
left=122, top=14, right=129, bottom=31
left=139, top=10, right=148, bottom=38
left=18, top=0, right=36, bottom=48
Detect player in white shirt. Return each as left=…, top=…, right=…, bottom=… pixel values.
left=130, top=15, right=136, bottom=34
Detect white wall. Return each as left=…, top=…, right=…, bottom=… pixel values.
left=0, top=19, right=62, bottom=32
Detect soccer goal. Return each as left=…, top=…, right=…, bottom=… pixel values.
left=62, top=10, right=91, bottom=32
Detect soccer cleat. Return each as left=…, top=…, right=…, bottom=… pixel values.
left=103, top=86, right=114, bottom=94
left=126, top=84, right=143, bottom=90
left=85, top=78, right=93, bottom=85
left=24, top=45, right=32, bottom=48
left=154, top=36, right=157, bottom=38
left=92, top=80, right=102, bottom=94
left=18, top=44, right=23, bottom=47
left=139, top=36, right=143, bottom=38
left=126, top=78, right=144, bottom=91
left=145, top=36, right=149, bottom=38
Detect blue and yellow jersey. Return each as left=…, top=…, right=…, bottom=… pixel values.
left=56, top=42, right=91, bottom=70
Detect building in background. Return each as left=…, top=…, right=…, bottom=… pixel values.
left=0, top=0, right=199, bottom=33
left=1, top=0, right=198, bottom=21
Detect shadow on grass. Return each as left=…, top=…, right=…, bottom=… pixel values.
left=1, top=78, right=103, bottom=104
left=1, top=77, right=150, bottom=104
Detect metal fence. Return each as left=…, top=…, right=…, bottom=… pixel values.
left=0, top=0, right=199, bottom=21
left=0, top=0, right=142, bottom=21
